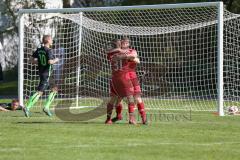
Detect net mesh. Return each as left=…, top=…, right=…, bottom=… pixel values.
left=21, top=5, right=240, bottom=112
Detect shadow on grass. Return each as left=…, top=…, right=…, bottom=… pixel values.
left=16, top=121, right=105, bottom=125
left=15, top=121, right=134, bottom=126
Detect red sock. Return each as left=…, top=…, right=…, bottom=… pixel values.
left=107, top=103, right=114, bottom=119
left=116, top=103, right=123, bottom=116
left=128, top=102, right=135, bottom=114
left=137, top=102, right=146, bottom=117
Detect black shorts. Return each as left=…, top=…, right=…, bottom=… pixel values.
left=37, top=72, right=56, bottom=92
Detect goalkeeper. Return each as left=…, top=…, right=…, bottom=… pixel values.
left=22, top=35, right=59, bottom=117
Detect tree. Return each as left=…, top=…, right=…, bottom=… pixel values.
left=70, top=0, right=122, bottom=7
left=0, top=0, right=45, bottom=70
left=223, top=0, right=240, bottom=13
left=121, top=0, right=240, bottom=13
left=63, top=0, right=71, bottom=8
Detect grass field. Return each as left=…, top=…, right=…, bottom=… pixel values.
left=1, top=99, right=240, bottom=160
left=0, top=81, right=17, bottom=96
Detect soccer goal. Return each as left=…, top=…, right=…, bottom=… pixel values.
left=18, top=2, right=240, bottom=116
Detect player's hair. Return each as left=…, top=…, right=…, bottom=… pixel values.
left=111, top=39, right=121, bottom=49
left=12, top=99, right=19, bottom=104
left=121, top=37, right=130, bottom=42
left=42, top=35, right=51, bottom=44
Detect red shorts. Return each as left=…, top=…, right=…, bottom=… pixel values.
left=110, top=71, right=141, bottom=97
left=110, top=72, right=134, bottom=97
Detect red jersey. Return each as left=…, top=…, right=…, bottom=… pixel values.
left=107, top=50, right=125, bottom=75
left=108, top=49, right=141, bottom=97
left=119, top=48, right=137, bottom=72
left=107, top=49, right=137, bottom=74
left=126, top=49, right=137, bottom=71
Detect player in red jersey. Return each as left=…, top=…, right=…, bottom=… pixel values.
left=105, top=39, right=124, bottom=124
left=105, top=39, right=139, bottom=124
left=113, top=37, right=147, bottom=124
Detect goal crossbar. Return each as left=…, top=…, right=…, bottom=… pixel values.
left=18, top=2, right=221, bottom=14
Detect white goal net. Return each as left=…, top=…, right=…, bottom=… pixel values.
left=18, top=2, right=240, bottom=115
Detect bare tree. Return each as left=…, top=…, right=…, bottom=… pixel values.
left=223, top=0, right=240, bottom=13
left=63, top=0, right=71, bottom=8
left=0, top=0, right=45, bottom=70
left=70, top=0, right=122, bottom=7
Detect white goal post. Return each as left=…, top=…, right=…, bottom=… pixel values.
left=18, top=2, right=240, bottom=116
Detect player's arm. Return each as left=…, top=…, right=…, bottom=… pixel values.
left=114, top=49, right=138, bottom=60
left=48, top=58, right=59, bottom=64
left=128, top=50, right=139, bottom=62
left=133, top=57, right=140, bottom=64
left=31, top=50, right=38, bottom=64
left=0, top=106, right=9, bottom=112
left=106, top=48, right=121, bottom=54
left=29, top=57, right=38, bottom=64
left=48, top=50, right=59, bottom=64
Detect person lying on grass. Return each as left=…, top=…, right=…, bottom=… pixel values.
left=0, top=99, right=23, bottom=112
